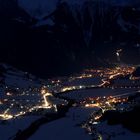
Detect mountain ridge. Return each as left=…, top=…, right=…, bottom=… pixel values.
left=0, top=0, right=139, bottom=78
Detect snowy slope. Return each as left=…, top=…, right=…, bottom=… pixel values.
left=18, top=0, right=59, bottom=19
left=29, top=107, right=94, bottom=140
left=0, top=116, right=40, bottom=140
left=0, top=64, right=44, bottom=140
left=0, top=63, right=42, bottom=88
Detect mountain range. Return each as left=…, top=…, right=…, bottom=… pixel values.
left=0, top=0, right=140, bottom=78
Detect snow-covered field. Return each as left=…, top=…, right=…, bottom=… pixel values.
left=0, top=116, right=40, bottom=140
left=0, top=64, right=140, bottom=140
left=61, top=88, right=139, bottom=100
left=2, top=66, right=41, bottom=89
left=29, top=107, right=95, bottom=140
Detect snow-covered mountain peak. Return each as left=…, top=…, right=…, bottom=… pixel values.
left=18, top=0, right=140, bottom=19
left=18, top=0, right=59, bottom=19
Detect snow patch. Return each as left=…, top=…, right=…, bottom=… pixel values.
left=29, top=107, right=93, bottom=140
left=18, top=0, right=59, bottom=19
